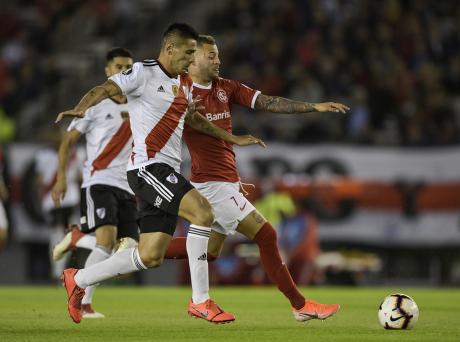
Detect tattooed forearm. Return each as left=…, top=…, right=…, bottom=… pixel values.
left=255, top=94, right=317, bottom=114
left=185, top=112, right=236, bottom=143
left=75, top=80, right=121, bottom=111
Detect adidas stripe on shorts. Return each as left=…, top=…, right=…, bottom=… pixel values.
left=127, top=162, right=194, bottom=236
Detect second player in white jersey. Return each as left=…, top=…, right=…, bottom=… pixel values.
left=68, top=98, right=132, bottom=194
left=109, top=60, right=193, bottom=172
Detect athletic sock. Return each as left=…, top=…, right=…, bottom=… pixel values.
left=186, top=224, right=211, bottom=304
left=74, top=247, right=146, bottom=288
left=81, top=245, right=111, bottom=305
left=76, top=235, right=97, bottom=250
left=165, top=236, right=216, bottom=261
left=165, top=237, right=187, bottom=259
left=254, top=223, right=305, bottom=310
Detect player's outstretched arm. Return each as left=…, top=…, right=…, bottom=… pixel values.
left=55, top=80, right=122, bottom=122
left=254, top=94, right=350, bottom=114
left=51, top=130, right=81, bottom=208
left=185, top=97, right=265, bottom=147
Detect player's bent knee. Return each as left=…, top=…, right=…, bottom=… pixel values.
left=190, top=208, right=214, bottom=227
left=96, top=226, right=117, bottom=250
left=98, top=239, right=116, bottom=251
left=200, top=209, right=214, bottom=227
left=139, top=249, right=164, bottom=268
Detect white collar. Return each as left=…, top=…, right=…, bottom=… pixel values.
left=192, top=82, right=212, bottom=89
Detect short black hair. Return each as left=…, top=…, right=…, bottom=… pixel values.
left=106, top=47, right=133, bottom=63
left=162, top=23, right=199, bottom=45
left=197, top=34, right=216, bottom=47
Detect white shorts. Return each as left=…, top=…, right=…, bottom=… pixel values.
left=0, top=202, right=8, bottom=230
left=191, top=181, right=255, bottom=235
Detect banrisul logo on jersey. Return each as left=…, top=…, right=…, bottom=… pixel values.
left=217, top=89, right=228, bottom=103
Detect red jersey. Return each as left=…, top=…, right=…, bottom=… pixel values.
left=184, top=77, right=260, bottom=183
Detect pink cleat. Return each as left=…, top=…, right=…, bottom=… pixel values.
left=187, top=299, right=235, bottom=324
left=61, top=268, right=85, bottom=324
left=293, top=300, right=340, bottom=322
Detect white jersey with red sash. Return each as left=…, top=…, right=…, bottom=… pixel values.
left=68, top=98, right=132, bottom=194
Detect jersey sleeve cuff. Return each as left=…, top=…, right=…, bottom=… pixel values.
left=251, top=91, right=261, bottom=109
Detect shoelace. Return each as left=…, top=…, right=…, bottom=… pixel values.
left=239, top=182, right=255, bottom=196
left=206, top=300, right=223, bottom=314
left=70, top=288, right=85, bottom=308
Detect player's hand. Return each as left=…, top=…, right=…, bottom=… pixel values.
left=55, top=109, right=85, bottom=123
left=313, top=102, right=350, bottom=114
left=51, top=179, right=67, bottom=208
left=233, top=135, right=266, bottom=148
left=186, top=96, right=205, bottom=115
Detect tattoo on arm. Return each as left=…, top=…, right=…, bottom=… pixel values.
left=255, top=94, right=316, bottom=114
left=186, top=112, right=235, bottom=143
left=75, top=80, right=121, bottom=111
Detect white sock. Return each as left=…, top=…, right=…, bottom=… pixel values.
left=76, top=235, right=97, bottom=250
left=74, top=247, right=146, bottom=288
left=81, top=245, right=111, bottom=304
left=187, top=224, right=211, bottom=304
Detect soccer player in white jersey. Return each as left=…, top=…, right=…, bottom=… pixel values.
left=56, top=23, right=263, bottom=324
left=52, top=47, right=139, bottom=319
left=165, top=35, right=348, bottom=322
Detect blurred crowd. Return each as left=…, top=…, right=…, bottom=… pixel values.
left=0, top=0, right=459, bottom=146
left=205, top=0, right=460, bottom=145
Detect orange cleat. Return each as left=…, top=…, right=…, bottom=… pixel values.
left=61, top=268, right=85, bottom=324
left=187, top=299, right=235, bottom=324
left=53, top=225, right=85, bottom=261
left=293, top=300, right=340, bottom=322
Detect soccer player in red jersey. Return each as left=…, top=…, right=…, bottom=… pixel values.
left=166, top=35, right=349, bottom=322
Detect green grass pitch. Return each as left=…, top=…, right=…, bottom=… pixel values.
left=0, top=286, right=459, bottom=341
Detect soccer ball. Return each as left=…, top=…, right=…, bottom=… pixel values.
left=378, top=293, right=419, bottom=329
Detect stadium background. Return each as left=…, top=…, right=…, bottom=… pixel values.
left=0, top=0, right=459, bottom=288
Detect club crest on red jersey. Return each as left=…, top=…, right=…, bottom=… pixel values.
left=217, top=89, right=228, bottom=103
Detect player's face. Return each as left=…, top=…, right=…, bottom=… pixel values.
left=171, top=38, right=197, bottom=74
left=196, top=43, right=220, bottom=80
left=105, top=57, right=133, bottom=77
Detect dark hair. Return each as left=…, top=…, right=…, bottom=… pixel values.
left=162, top=23, right=199, bottom=44
left=106, top=47, right=133, bottom=63
left=197, top=34, right=216, bottom=47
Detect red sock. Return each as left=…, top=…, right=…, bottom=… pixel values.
left=164, top=237, right=216, bottom=261
left=165, top=237, right=187, bottom=259
left=254, top=223, right=305, bottom=310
